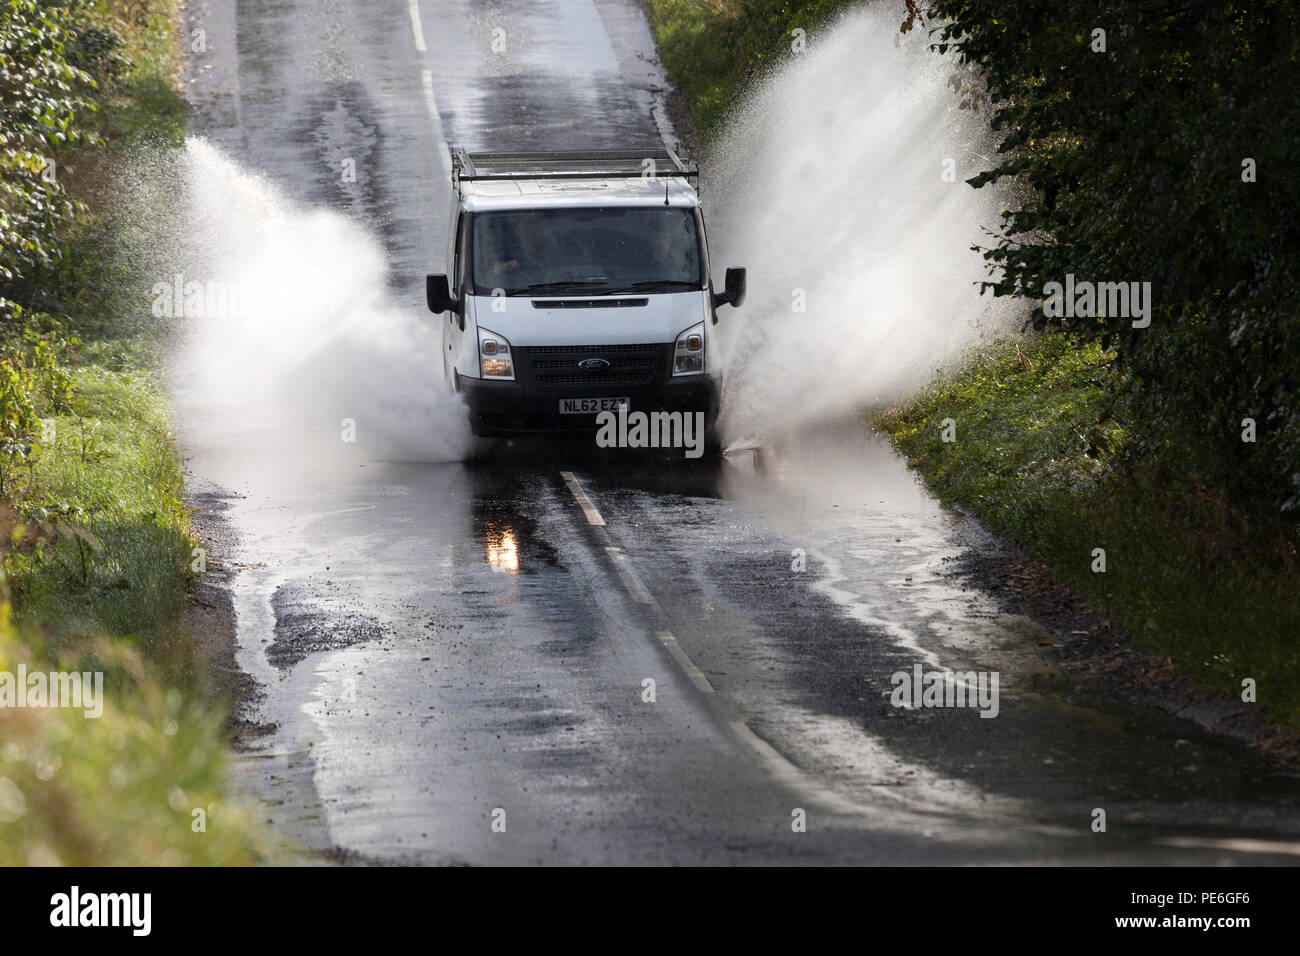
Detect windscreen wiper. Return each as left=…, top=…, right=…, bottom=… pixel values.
left=602, top=280, right=702, bottom=294
left=514, top=279, right=610, bottom=295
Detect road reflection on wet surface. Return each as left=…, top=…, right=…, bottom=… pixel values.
left=176, top=422, right=1300, bottom=864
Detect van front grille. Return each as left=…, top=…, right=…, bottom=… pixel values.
left=515, top=343, right=666, bottom=387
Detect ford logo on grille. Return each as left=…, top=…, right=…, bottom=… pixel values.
left=578, top=357, right=611, bottom=371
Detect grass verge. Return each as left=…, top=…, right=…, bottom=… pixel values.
left=0, top=0, right=267, bottom=863
left=875, top=333, right=1300, bottom=733
left=6, top=363, right=193, bottom=655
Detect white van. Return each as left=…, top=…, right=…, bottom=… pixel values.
left=427, top=148, right=745, bottom=446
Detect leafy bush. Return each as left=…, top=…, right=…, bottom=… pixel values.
left=0, top=305, right=74, bottom=458
left=924, top=0, right=1300, bottom=511
left=0, top=0, right=105, bottom=291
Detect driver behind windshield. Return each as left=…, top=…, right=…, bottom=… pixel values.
left=491, top=216, right=562, bottom=279
left=645, top=215, right=687, bottom=276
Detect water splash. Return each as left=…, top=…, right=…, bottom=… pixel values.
left=169, top=137, right=469, bottom=474
left=710, top=6, right=1020, bottom=442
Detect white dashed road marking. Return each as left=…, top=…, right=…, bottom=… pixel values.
left=408, top=0, right=427, bottom=52
left=658, top=630, right=715, bottom=695
left=560, top=470, right=606, bottom=526
left=605, top=547, right=654, bottom=604
left=559, top=470, right=869, bottom=818
left=420, top=71, right=452, bottom=177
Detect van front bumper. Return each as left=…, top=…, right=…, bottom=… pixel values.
left=460, top=372, right=720, bottom=437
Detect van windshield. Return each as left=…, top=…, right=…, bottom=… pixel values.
left=471, top=207, right=703, bottom=297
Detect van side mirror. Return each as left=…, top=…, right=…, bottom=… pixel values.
left=426, top=274, right=462, bottom=320
left=713, top=267, right=746, bottom=309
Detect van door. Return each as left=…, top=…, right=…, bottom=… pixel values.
left=444, top=211, right=470, bottom=387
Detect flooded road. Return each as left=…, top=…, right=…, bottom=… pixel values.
left=174, top=0, right=1300, bottom=864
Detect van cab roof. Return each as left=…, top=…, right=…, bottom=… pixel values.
left=450, top=146, right=701, bottom=212
left=459, top=176, right=700, bottom=212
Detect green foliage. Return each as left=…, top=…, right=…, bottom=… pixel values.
left=0, top=608, right=269, bottom=865
left=91, top=0, right=186, bottom=148
left=1, top=0, right=180, bottom=316
left=4, top=364, right=194, bottom=657
left=1, top=0, right=189, bottom=650
left=924, top=0, right=1300, bottom=511
left=878, top=333, right=1300, bottom=730
left=646, top=0, right=870, bottom=137
left=0, top=0, right=104, bottom=288
left=0, top=1, right=271, bottom=865
left=0, top=305, right=75, bottom=456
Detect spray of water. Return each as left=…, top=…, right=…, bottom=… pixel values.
left=711, top=6, right=1019, bottom=442
left=169, top=138, right=470, bottom=474
left=167, top=9, right=1010, bottom=465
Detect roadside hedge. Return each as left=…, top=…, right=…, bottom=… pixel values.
left=924, top=0, right=1300, bottom=512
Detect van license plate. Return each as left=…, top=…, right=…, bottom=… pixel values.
left=559, top=397, right=629, bottom=415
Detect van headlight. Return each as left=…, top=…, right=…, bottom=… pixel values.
left=478, top=327, right=514, bottom=380
left=672, top=322, right=705, bottom=376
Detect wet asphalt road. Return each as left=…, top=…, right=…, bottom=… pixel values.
left=175, top=0, right=1300, bottom=864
